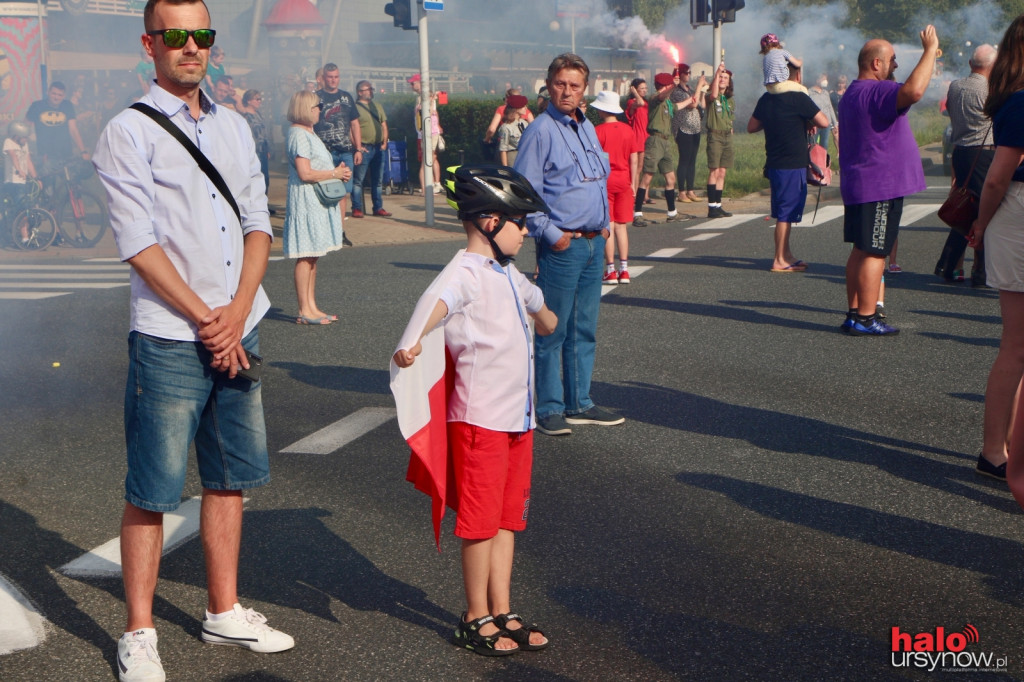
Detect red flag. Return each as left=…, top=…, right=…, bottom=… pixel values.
left=389, top=251, right=465, bottom=549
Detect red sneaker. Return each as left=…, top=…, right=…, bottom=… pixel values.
left=618, top=269, right=631, bottom=284
left=602, top=270, right=618, bottom=285
left=373, top=209, right=392, bottom=217
left=351, top=209, right=364, bottom=218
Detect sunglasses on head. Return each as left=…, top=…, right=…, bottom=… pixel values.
left=147, top=28, right=216, bottom=49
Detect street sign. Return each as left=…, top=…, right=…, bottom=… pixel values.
left=423, top=0, right=443, bottom=10
left=556, top=0, right=588, bottom=18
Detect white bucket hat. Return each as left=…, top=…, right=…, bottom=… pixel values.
left=590, top=90, right=623, bottom=114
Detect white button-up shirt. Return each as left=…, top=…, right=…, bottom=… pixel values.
left=440, top=252, right=545, bottom=433
left=93, top=84, right=272, bottom=341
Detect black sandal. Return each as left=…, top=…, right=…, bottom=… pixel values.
left=494, top=612, right=549, bottom=651
left=453, top=613, right=519, bottom=656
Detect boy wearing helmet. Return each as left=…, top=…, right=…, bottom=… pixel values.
left=392, top=164, right=556, bottom=656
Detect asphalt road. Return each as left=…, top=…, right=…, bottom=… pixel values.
left=1, top=185, right=1022, bottom=681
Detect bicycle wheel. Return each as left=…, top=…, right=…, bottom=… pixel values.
left=56, top=190, right=107, bottom=247
left=12, top=208, right=57, bottom=251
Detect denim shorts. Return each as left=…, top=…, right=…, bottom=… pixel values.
left=124, top=329, right=269, bottom=512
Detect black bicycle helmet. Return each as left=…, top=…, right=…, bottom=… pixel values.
left=445, top=164, right=550, bottom=219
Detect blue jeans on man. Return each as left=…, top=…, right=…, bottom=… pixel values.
left=352, top=144, right=385, bottom=213
left=329, top=149, right=356, bottom=195
left=534, top=235, right=605, bottom=420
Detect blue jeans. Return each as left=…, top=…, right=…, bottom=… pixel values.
left=352, top=144, right=385, bottom=213
left=534, top=235, right=605, bottom=419
left=329, top=149, right=356, bottom=195
left=124, top=329, right=269, bottom=512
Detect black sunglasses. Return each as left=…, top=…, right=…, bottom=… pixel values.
left=147, top=28, right=216, bottom=49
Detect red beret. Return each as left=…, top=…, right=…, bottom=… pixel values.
left=654, top=73, right=674, bottom=88
left=506, top=94, right=529, bottom=109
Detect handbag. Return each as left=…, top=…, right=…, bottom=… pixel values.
left=937, top=136, right=989, bottom=236
left=937, top=186, right=978, bottom=236
left=313, top=178, right=347, bottom=206
left=436, top=134, right=446, bottom=152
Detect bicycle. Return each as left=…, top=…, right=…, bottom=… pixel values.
left=3, top=181, right=57, bottom=251
left=40, top=158, right=108, bottom=248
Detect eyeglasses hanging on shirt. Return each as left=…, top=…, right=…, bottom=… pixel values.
left=552, top=119, right=607, bottom=183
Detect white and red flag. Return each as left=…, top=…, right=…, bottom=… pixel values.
left=389, top=250, right=464, bottom=549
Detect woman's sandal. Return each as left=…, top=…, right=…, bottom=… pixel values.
left=494, top=612, right=549, bottom=651
left=452, top=613, right=519, bottom=656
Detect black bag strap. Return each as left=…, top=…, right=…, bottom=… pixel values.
left=129, top=102, right=241, bottom=224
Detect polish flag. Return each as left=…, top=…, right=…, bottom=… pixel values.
left=389, top=250, right=464, bottom=549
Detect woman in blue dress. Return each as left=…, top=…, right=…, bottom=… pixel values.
left=284, top=90, right=351, bottom=325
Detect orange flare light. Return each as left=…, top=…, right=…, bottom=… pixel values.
left=669, top=45, right=680, bottom=63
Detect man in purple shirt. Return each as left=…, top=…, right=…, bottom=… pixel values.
left=838, top=26, right=939, bottom=336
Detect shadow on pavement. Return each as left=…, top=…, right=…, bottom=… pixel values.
left=598, top=382, right=1016, bottom=512
left=551, top=584, right=901, bottom=679
left=273, top=362, right=389, bottom=395
left=162, top=508, right=454, bottom=640
left=676, top=473, right=1024, bottom=609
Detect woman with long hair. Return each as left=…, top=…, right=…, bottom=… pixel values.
left=705, top=62, right=735, bottom=218
left=670, top=65, right=706, bottom=203
left=967, top=14, right=1024, bottom=487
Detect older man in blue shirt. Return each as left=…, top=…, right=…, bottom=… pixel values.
left=514, top=53, right=625, bottom=436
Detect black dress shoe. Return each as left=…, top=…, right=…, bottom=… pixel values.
left=342, top=235, right=353, bottom=247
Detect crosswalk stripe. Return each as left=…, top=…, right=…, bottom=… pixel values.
left=0, top=282, right=127, bottom=289
left=684, top=232, right=722, bottom=241
left=0, top=574, right=45, bottom=655
left=0, top=272, right=129, bottom=280
left=59, top=496, right=225, bottom=578
left=647, top=248, right=685, bottom=258
left=0, top=292, right=66, bottom=300
left=0, top=264, right=129, bottom=271
left=280, top=407, right=397, bottom=454
left=686, top=214, right=759, bottom=230
left=795, top=205, right=845, bottom=227
left=901, top=203, right=942, bottom=225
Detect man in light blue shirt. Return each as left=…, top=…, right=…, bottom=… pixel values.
left=92, top=2, right=292, bottom=680
left=514, top=53, right=625, bottom=436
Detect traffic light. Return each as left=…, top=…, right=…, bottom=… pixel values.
left=690, top=0, right=711, bottom=27
left=385, top=0, right=414, bottom=30
left=714, top=0, right=745, bottom=23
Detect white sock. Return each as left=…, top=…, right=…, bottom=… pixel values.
left=606, top=263, right=615, bottom=274
left=205, top=607, right=235, bottom=621
left=667, top=210, right=677, bottom=218
left=620, top=260, right=628, bottom=271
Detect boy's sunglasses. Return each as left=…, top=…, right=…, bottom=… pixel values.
left=146, top=29, right=216, bottom=49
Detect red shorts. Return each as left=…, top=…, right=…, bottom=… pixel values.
left=448, top=422, right=533, bottom=539
left=607, top=172, right=634, bottom=224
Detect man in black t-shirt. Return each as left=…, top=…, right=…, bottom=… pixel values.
left=748, top=68, right=829, bottom=272
left=26, top=81, right=90, bottom=169
left=314, top=63, right=361, bottom=218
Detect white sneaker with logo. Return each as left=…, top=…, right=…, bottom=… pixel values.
left=117, top=628, right=165, bottom=682
left=201, top=603, right=295, bottom=653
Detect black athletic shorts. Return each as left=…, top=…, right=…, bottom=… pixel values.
left=843, top=197, right=904, bottom=256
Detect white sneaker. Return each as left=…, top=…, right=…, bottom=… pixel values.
left=433, top=182, right=443, bottom=194
left=117, top=629, right=165, bottom=682
left=201, top=603, right=295, bottom=653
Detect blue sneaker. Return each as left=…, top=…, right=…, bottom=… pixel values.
left=840, top=313, right=856, bottom=332
left=847, top=317, right=900, bottom=336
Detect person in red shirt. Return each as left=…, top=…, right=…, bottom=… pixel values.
left=624, top=78, right=648, bottom=195
left=592, top=91, right=637, bottom=284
